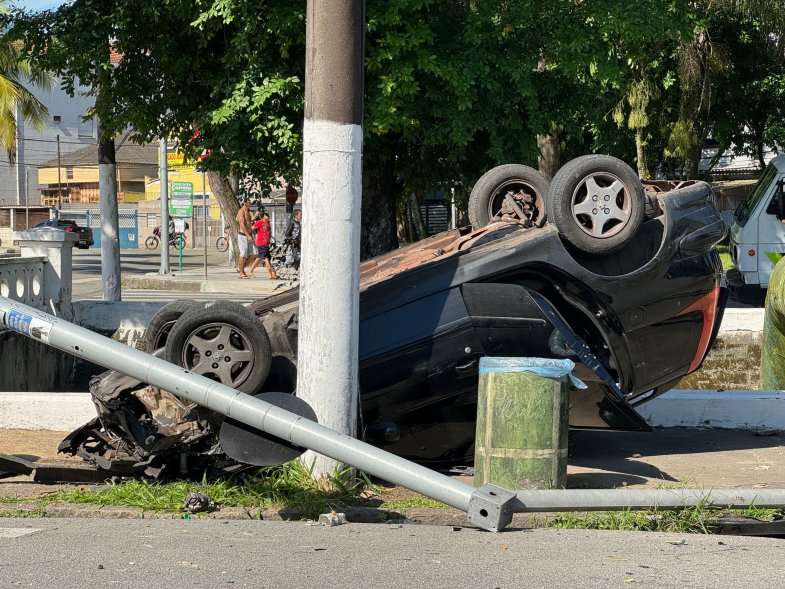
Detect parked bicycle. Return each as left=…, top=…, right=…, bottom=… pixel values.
left=145, top=225, right=187, bottom=250
left=215, top=227, right=230, bottom=252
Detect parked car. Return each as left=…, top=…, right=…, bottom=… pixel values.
left=65, top=155, right=728, bottom=474
left=33, top=219, right=93, bottom=249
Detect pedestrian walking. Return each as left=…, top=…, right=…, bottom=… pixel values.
left=248, top=212, right=278, bottom=279
left=284, top=209, right=302, bottom=269
left=235, top=199, right=256, bottom=279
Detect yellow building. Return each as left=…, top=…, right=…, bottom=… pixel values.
left=144, top=149, right=214, bottom=202
left=38, top=139, right=158, bottom=206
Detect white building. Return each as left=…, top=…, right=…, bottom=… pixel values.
left=0, top=80, right=96, bottom=207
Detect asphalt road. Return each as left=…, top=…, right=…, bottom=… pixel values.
left=0, top=518, right=783, bottom=588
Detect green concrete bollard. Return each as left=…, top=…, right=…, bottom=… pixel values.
left=762, top=257, right=785, bottom=389
left=474, top=357, right=571, bottom=490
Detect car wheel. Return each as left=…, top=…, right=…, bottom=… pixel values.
left=165, top=301, right=272, bottom=394
left=468, top=164, right=549, bottom=229
left=547, top=155, right=645, bottom=255
left=139, top=300, right=201, bottom=352
left=145, top=235, right=159, bottom=250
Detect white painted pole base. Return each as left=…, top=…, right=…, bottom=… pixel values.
left=297, top=119, right=362, bottom=478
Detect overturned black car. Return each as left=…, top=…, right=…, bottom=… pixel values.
left=63, top=156, right=727, bottom=476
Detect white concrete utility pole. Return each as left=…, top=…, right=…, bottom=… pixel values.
left=98, top=121, right=121, bottom=301
left=298, top=0, right=365, bottom=478
left=159, top=137, right=170, bottom=275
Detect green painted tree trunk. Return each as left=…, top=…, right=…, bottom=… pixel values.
left=762, top=257, right=785, bottom=389
left=474, top=360, right=569, bottom=490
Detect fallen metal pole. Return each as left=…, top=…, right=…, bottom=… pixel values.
left=5, top=298, right=785, bottom=532
left=0, top=298, right=509, bottom=531
left=513, top=488, right=785, bottom=512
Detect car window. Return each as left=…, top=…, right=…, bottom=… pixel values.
left=736, top=163, right=777, bottom=227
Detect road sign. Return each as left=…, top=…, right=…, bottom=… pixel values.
left=169, top=181, right=193, bottom=218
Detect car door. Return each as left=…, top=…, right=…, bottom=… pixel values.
left=758, top=181, right=785, bottom=287
left=358, top=286, right=485, bottom=463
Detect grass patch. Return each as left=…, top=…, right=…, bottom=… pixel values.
left=549, top=504, right=783, bottom=534
left=381, top=496, right=449, bottom=511
left=51, top=461, right=374, bottom=520
left=715, top=244, right=733, bottom=271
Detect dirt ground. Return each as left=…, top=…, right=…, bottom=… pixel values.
left=3, top=427, right=785, bottom=503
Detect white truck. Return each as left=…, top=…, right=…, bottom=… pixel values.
left=728, top=155, right=785, bottom=299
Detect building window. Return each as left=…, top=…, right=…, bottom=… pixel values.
left=66, top=166, right=74, bottom=179
left=52, top=115, right=62, bottom=124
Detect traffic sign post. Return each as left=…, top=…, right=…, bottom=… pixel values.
left=169, top=182, right=192, bottom=273
left=169, top=181, right=194, bottom=218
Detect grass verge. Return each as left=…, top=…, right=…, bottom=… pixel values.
left=49, top=461, right=375, bottom=520
left=547, top=503, right=783, bottom=534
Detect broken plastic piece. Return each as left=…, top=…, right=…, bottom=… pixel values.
left=479, top=357, right=588, bottom=389
left=318, top=512, right=347, bottom=527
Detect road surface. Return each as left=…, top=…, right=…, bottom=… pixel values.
left=0, top=518, right=783, bottom=588
left=71, top=249, right=258, bottom=302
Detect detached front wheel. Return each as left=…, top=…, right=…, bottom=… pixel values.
left=165, top=301, right=272, bottom=394
left=547, top=155, right=645, bottom=255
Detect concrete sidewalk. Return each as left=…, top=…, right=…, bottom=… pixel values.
left=121, top=264, right=292, bottom=295
left=4, top=428, right=785, bottom=491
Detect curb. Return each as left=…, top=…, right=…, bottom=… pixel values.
left=121, top=276, right=202, bottom=292
left=121, top=275, right=284, bottom=295
left=0, top=501, right=547, bottom=528
left=637, top=389, right=785, bottom=430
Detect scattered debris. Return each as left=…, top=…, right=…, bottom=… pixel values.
left=184, top=492, right=217, bottom=514
left=666, top=539, right=687, bottom=546
left=318, top=512, right=347, bottom=527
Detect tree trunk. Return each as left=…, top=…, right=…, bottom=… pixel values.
left=537, top=128, right=561, bottom=179
left=206, top=170, right=240, bottom=265
left=757, top=140, right=767, bottom=171
left=361, top=173, right=398, bottom=260
left=409, top=193, right=427, bottom=241
left=635, top=129, right=651, bottom=179
left=361, top=147, right=399, bottom=259
left=685, top=136, right=702, bottom=179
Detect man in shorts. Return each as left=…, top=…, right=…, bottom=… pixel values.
left=248, top=212, right=278, bottom=279
left=235, top=199, right=255, bottom=278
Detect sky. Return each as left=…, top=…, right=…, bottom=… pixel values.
left=11, top=1, right=66, bottom=10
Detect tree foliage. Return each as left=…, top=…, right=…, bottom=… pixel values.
left=7, top=0, right=785, bottom=254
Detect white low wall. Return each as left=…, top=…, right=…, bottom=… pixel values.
left=5, top=388, right=785, bottom=433
left=637, top=389, right=785, bottom=431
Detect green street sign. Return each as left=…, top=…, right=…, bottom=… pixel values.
left=169, top=181, right=193, bottom=218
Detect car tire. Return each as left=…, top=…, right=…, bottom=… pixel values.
left=139, top=300, right=201, bottom=352
left=165, top=301, right=272, bottom=394
left=468, top=164, right=549, bottom=229
left=547, top=155, right=645, bottom=255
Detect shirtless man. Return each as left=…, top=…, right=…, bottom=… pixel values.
left=235, top=199, right=255, bottom=278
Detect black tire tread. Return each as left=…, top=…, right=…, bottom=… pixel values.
left=546, top=155, right=645, bottom=255
left=164, top=301, right=272, bottom=394
left=139, top=300, right=200, bottom=352
left=468, top=164, right=549, bottom=229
